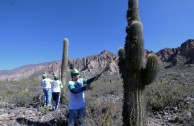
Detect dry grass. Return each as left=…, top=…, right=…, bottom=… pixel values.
left=0, top=81, right=42, bottom=107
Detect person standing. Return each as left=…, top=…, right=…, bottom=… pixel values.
left=68, top=69, right=101, bottom=126
left=40, top=74, right=52, bottom=107
left=51, top=75, right=63, bottom=110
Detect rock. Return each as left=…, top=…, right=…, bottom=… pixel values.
left=167, top=116, right=179, bottom=123
left=0, top=50, right=117, bottom=81
left=156, top=48, right=178, bottom=62
left=156, top=114, right=162, bottom=119
left=180, top=39, right=194, bottom=63
left=0, top=113, right=15, bottom=121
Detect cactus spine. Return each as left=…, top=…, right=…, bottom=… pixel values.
left=118, top=0, right=159, bottom=126
left=61, top=38, right=69, bottom=103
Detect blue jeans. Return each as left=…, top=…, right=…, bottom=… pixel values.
left=43, top=88, right=52, bottom=106
left=69, top=107, right=85, bottom=126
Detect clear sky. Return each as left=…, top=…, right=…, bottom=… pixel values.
left=0, top=0, right=194, bottom=70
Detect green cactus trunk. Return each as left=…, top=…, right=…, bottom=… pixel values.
left=61, top=38, right=69, bottom=104
left=118, top=0, right=159, bottom=126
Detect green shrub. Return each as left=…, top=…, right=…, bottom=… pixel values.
left=147, top=82, right=194, bottom=110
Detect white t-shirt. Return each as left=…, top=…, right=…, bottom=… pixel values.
left=68, top=78, right=88, bottom=110
left=51, top=80, right=63, bottom=92
left=41, top=78, right=52, bottom=89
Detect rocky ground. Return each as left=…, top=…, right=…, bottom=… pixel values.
left=0, top=102, right=68, bottom=126
left=0, top=99, right=193, bottom=126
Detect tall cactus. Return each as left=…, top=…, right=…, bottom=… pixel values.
left=61, top=38, right=69, bottom=104
left=118, top=0, right=159, bottom=126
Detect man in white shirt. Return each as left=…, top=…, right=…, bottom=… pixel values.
left=40, top=74, right=52, bottom=107
left=68, top=69, right=101, bottom=126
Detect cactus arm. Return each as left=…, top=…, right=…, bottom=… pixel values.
left=118, top=48, right=131, bottom=125
left=118, top=48, right=126, bottom=76
left=142, top=54, right=159, bottom=86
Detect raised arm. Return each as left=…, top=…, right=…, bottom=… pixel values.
left=86, top=74, right=101, bottom=84
left=68, top=83, right=87, bottom=94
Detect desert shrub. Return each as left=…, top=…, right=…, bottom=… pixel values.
left=89, top=75, right=122, bottom=97
left=0, top=81, right=42, bottom=107
left=10, top=90, right=33, bottom=107
left=39, top=106, right=50, bottom=114
left=146, top=82, right=194, bottom=111
left=85, top=94, right=122, bottom=126
left=0, top=91, right=12, bottom=101
left=83, top=76, right=123, bottom=126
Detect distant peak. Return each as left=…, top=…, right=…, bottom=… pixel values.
left=100, top=50, right=111, bottom=54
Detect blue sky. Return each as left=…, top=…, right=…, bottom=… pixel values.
left=0, top=0, right=194, bottom=70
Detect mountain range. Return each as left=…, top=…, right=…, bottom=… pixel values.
left=0, top=39, right=194, bottom=81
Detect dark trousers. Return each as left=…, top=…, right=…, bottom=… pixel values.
left=69, top=107, right=85, bottom=126
left=52, top=92, right=60, bottom=110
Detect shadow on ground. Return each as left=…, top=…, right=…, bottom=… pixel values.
left=16, top=117, right=68, bottom=126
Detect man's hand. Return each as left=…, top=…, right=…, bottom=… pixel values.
left=86, top=84, right=93, bottom=90
left=95, top=73, right=102, bottom=80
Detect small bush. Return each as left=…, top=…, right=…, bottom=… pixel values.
left=147, top=82, right=194, bottom=111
